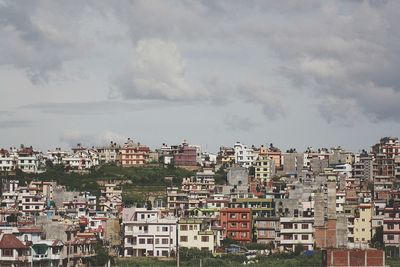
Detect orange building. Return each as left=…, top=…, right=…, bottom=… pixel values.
left=220, top=208, right=252, bottom=243
left=121, top=138, right=150, bottom=167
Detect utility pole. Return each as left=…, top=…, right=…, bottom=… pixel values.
left=176, top=221, right=179, bottom=267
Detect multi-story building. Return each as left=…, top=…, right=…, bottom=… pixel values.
left=281, top=152, right=304, bottom=175
left=234, top=142, right=258, bottom=168
left=353, top=154, right=374, bottom=182
left=220, top=208, right=252, bottom=243
left=97, top=141, right=121, bottom=164
left=383, top=205, right=400, bottom=257
left=46, top=148, right=69, bottom=165
left=178, top=218, right=216, bottom=252
left=254, top=155, right=275, bottom=183
left=121, top=138, right=150, bottom=167
left=354, top=203, right=372, bottom=248
left=172, top=141, right=199, bottom=167
left=122, top=208, right=177, bottom=257
left=279, top=216, right=314, bottom=252
left=0, top=149, right=16, bottom=173
left=254, top=217, right=279, bottom=244
left=17, top=146, right=40, bottom=173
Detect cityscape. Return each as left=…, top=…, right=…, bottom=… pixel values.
left=0, top=137, right=399, bottom=266
left=2, top=1, right=400, bottom=267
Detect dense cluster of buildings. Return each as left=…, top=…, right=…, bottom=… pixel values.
left=1, top=136, right=400, bottom=265
left=0, top=179, right=122, bottom=266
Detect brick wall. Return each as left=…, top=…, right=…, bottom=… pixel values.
left=326, top=249, right=385, bottom=267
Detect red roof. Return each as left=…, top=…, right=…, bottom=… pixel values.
left=0, top=234, right=27, bottom=249
left=18, top=227, right=42, bottom=233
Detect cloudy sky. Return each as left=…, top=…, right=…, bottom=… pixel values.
left=1, top=0, right=399, bottom=152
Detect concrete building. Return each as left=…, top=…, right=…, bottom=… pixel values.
left=383, top=205, right=400, bottom=257
left=354, top=203, right=372, bottom=248
left=121, top=138, right=150, bottom=167
left=233, top=142, right=258, bottom=168
left=280, top=216, right=314, bottom=251
left=178, top=218, right=215, bottom=252
left=122, top=208, right=177, bottom=257
left=254, top=155, right=275, bottom=183
left=220, top=208, right=252, bottom=243
left=97, top=141, right=121, bottom=164
left=173, top=141, right=199, bottom=167
left=282, top=152, right=304, bottom=175
left=227, top=167, right=248, bottom=186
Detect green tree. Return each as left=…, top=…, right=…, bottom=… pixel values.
left=372, top=226, right=384, bottom=248
left=90, top=244, right=110, bottom=266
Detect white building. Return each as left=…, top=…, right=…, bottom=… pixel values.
left=279, top=217, right=314, bottom=252
left=233, top=142, right=258, bottom=168
left=122, top=208, right=177, bottom=257
left=0, top=150, right=16, bottom=172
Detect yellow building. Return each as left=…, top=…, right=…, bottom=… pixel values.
left=354, top=203, right=372, bottom=247
left=178, top=218, right=216, bottom=252
left=254, top=155, right=275, bottom=183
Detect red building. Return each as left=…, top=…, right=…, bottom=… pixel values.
left=173, top=142, right=198, bottom=167
left=121, top=138, right=150, bottom=167
left=220, top=208, right=252, bottom=243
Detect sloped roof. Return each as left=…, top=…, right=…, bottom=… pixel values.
left=0, top=234, right=28, bottom=249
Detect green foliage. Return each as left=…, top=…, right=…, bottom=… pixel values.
left=90, top=244, right=110, bottom=266
left=178, top=247, right=213, bottom=262
left=12, top=164, right=194, bottom=200
left=6, top=213, right=18, bottom=223
left=372, top=226, right=384, bottom=248
left=221, top=237, right=238, bottom=247
left=214, top=166, right=227, bottom=184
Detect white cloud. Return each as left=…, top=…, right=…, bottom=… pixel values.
left=111, top=39, right=201, bottom=101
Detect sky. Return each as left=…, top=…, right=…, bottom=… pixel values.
left=1, top=0, right=400, bottom=153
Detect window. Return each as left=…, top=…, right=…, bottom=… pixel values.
left=283, top=223, right=292, bottom=229
left=302, top=224, right=308, bottom=229
left=362, top=228, right=365, bottom=232
left=189, top=225, right=193, bottom=230
left=162, top=238, right=168, bottom=244
left=194, top=236, right=197, bottom=240
left=2, top=249, right=12, bottom=257
left=241, top=213, right=248, bottom=219
left=162, top=227, right=168, bottom=232
left=161, top=250, right=168, bottom=257
left=201, top=236, right=209, bottom=242
left=388, top=235, right=394, bottom=240
left=388, top=224, right=394, bottom=230
left=147, top=239, right=153, bottom=244
left=180, top=225, right=188, bottom=231
left=155, top=239, right=159, bottom=244
left=241, top=223, right=247, bottom=228
left=230, top=213, right=237, bottom=219
left=302, top=235, right=308, bottom=240
left=180, top=236, right=188, bottom=242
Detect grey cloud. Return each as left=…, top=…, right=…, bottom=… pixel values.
left=2, top=0, right=400, bottom=124
left=0, top=1, right=95, bottom=84
left=0, top=120, right=33, bottom=129
left=224, top=115, right=258, bottom=132
left=60, top=130, right=127, bottom=148
left=20, top=100, right=163, bottom=115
